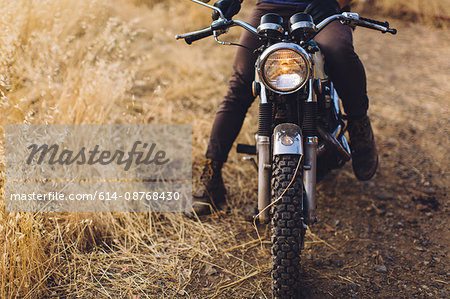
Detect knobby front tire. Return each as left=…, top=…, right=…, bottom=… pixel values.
left=271, top=155, right=305, bottom=298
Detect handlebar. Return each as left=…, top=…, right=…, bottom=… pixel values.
left=360, top=16, right=389, bottom=28
left=176, top=19, right=257, bottom=44
left=176, top=11, right=397, bottom=45
left=316, top=12, right=397, bottom=35
left=359, top=16, right=397, bottom=34
left=183, top=27, right=214, bottom=45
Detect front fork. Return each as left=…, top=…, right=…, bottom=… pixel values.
left=256, top=84, right=272, bottom=223
left=303, top=137, right=318, bottom=224
left=256, top=79, right=318, bottom=224
left=303, top=79, right=319, bottom=225
left=255, top=79, right=318, bottom=225
left=257, top=135, right=271, bottom=223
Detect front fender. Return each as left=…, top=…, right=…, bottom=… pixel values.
left=273, top=123, right=303, bottom=156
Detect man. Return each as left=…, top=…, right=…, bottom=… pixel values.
left=192, top=0, right=378, bottom=215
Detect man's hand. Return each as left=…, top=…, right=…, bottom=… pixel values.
left=305, top=0, right=341, bottom=24
left=212, top=0, right=242, bottom=20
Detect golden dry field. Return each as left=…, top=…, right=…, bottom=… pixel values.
left=1, top=0, right=449, bottom=297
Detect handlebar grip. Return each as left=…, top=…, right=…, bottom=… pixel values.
left=184, top=28, right=214, bottom=45
left=359, top=16, right=389, bottom=28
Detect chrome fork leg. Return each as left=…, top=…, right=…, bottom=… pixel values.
left=303, top=136, right=318, bottom=225
left=258, top=135, right=271, bottom=223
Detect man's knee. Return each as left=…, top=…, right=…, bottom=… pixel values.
left=321, top=40, right=355, bottom=64
left=218, top=77, right=254, bottom=114
left=315, top=21, right=356, bottom=64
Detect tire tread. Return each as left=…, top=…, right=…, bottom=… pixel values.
left=271, top=155, right=305, bottom=298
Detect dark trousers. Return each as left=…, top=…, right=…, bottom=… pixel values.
left=206, top=2, right=369, bottom=162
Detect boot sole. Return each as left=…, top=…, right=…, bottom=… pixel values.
left=354, top=155, right=378, bottom=181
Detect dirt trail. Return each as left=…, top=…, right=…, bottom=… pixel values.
left=280, top=17, right=450, bottom=298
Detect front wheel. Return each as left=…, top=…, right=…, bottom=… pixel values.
left=271, top=155, right=305, bottom=298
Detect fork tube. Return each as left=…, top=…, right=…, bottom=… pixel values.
left=303, top=79, right=318, bottom=224
left=258, top=135, right=271, bottom=223
left=303, top=137, right=318, bottom=224
left=257, top=87, right=272, bottom=223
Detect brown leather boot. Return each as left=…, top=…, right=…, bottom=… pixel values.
left=348, top=115, right=378, bottom=181
left=187, top=159, right=227, bottom=217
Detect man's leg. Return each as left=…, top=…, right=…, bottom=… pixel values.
left=192, top=3, right=270, bottom=216
left=205, top=26, right=260, bottom=163
left=315, top=21, right=378, bottom=180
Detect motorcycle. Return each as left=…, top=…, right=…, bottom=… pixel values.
left=176, top=1, right=396, bottom=297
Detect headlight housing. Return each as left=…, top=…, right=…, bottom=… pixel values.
left=257, top=43, right=311, bottom=94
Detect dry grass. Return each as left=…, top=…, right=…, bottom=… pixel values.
left=0, top=0, right=448, bottom=297
left=359, top=0, right=450, bottom=25
left=0, top=0, right=262, bottom=297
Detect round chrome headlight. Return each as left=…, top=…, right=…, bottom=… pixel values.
left=258, top=43, right=311, bottom=94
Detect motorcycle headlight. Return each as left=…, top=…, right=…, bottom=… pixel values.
left=258, top=43, right=311, bottom=94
